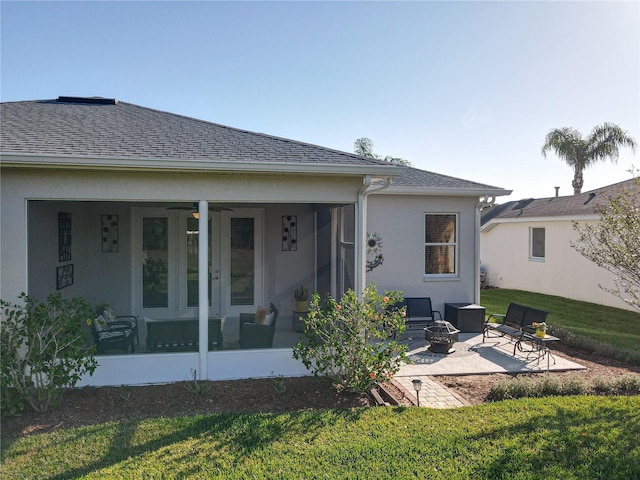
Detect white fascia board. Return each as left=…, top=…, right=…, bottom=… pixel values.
left=0, top=153, right=406, bottom=177
left=481, top=214, right=600, bottom=232
left=373, top=186, right=513, bottom=197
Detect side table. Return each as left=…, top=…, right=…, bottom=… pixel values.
left=292, top=311, right=308, bottom=333
left=444, top=303, right=486, bottom=332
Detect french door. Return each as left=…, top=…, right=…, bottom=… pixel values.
left=132, top=208, right=263, bottom=320
left=132, top=208, right=220, bottom=319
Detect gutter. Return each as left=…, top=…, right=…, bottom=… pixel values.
left=0, top=153, right=407, bottom=178
left=375, top=185, right=513, bottom=197
left=355, top=176, right=394, bottom=296
left=475, top=195, right=496, bottom=304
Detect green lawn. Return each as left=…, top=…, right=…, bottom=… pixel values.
left=481, top=289, right=640, bottom=355
left=2, top=396, right=639, bottom=479
left=3, top=290, right=639, bottom=478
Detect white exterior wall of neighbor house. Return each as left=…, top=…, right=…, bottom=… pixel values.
left=366, top=194, right=480, bottom=312
left=480, top=218, right=633, bottom=311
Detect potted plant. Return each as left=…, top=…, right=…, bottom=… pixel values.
left=294, top=285, right=309, bottom=312
left=532, top=321, right=547, bottom=338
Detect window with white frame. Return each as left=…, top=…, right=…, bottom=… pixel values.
left=424, top=213, right=457, bottom=276
left=530, top=227, right=545, bottom=259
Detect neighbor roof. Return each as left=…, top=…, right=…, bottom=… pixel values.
left=1, top=97, right=509, bottom=196
left=481, top=178, right=640, bottom=225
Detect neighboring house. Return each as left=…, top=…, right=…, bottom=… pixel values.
left=1, top=97, right=510, bottom=386
left=480, top=179, right=639, bottom=311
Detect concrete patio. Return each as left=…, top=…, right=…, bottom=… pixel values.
left=393, top=331, right=586, bottom=408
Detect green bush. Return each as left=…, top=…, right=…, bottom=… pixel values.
left=549, top=325, right=640, bottom=365
left=293, top=283, right=407, bottom=393
left=488, top=373, right=640, bottom=401
left=0, top=293, right=98, bottom=415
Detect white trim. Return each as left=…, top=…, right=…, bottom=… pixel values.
left=424, top=212, right=460, bottom=278
left=481, top=214, right=599, bottom=232
left=375, top=186, right=512, bottom=197
left=0, top=153, right=406, bottom=177
left=198, top=201, right=209, bottom=379
left=529, top=226, right=546, bottom=261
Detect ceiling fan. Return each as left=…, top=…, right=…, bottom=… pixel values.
left=166, top=203, right=234, bottom=218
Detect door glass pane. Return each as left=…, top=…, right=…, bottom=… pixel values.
left=230, top=218, right=254, bottom=306
left=142, top=217, right=168, bottom=308
left=186, top=217, right=212, bottom=308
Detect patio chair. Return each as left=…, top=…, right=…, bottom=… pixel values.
left=91, top=315, right=135, bottom=354
left=99, top=307, right=139, bottom=346
left=239, top=303, right=279, bottom=349
left=404, top=297, right=442, bottom=325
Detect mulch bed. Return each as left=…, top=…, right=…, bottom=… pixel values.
left=2, top=342, right=638, bottom=440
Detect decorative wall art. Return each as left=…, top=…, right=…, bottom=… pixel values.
left=58, top=212, right=72, bottom=262
left=101, top=214, right=119, bottom=252
left=366, top=231, right=384, bottom=271
left=56, top=264, right=74, bottom=290
left=282, top=215, right=297, bottom=251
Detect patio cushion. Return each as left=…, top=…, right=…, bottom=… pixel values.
left=94, top=315, right=108, bottom=332
left=263, top=311, right=275, bottom=326
left=97, top=329, right=132, bottom=342
left=103, top=308, right=117, bottom=323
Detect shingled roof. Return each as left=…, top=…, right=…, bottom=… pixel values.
left=1, top=97, right=509, bottom=195
left=0, top=97, right=393, bottom=167
left=387, top=166, right=507, bottom=195
left=481, top=178, right=640, bottom=225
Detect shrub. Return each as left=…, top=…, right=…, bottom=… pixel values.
left=488, top=373, right=640, bottom=401
left=549, top=325, right=640, bottom=365
left=293, top=283, right=407, bottom=393
left=0, top=293, right=98, bottom=415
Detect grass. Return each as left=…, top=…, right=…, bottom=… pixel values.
left=3, top=290, right=639, bottom=478
left=2, top=396, right=640, bottom=479
left=481, top=288, right=640, bottom=357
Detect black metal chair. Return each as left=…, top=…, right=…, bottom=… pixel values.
left=404, top=297, right=442, bottom=325
left=99, top=307, right=139, bottom=346
left=91, top=315, right=135, bottom=354
left=239, top=303, right=279, bottom=349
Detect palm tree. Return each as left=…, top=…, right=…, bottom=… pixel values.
left=353, top=137, right=411, bottom=166
left=541, top=123, right=637, bottom=194
left=354, top=137, right=376, bottom=158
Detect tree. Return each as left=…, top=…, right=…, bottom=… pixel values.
left=354, top=137, right=411, bottom=166
left=541, top=123, right=637, bottom=194
left=571, top=177, right=640, bottom=311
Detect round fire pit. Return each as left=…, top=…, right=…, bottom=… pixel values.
left=425, top=320, right=460, bottom=354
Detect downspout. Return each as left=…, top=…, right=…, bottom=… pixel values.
left=475, top=195, right=495, bottom=304
left=198, top=200, right=209, bottom=380
left=355, top=176, right=392, bottom=297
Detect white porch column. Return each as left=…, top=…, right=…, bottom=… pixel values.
left=355, top=176, right=372, bottom=297
left=198, top=200, right=209, bottom=380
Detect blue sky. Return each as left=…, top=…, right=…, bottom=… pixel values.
left=2, top=1, right=638, bottom=201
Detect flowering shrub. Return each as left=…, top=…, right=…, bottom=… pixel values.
left=0, top=293, right=97, bottom=415
left=293, top=283, right=407, bottom=393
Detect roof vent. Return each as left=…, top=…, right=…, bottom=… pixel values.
left=583, top=192, right=596, bottom=205
left=57, top=96, right=117, bottom=105
left=513, top=198, right=534, bottom=210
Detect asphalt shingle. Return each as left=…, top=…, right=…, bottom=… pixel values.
left=481, top=178, right=639, bottom=224
left=2, top=97, right=508, bottom=194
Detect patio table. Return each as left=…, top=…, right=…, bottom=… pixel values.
left=516, top=331, right=559, bottom=371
